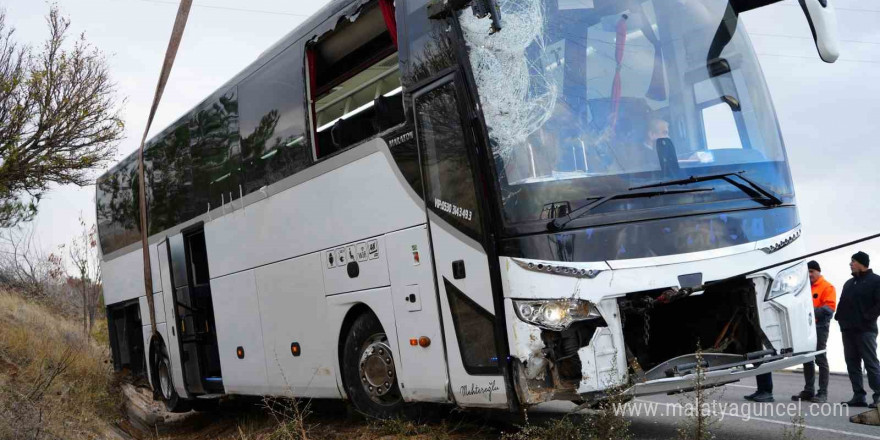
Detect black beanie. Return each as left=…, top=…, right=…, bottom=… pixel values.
left=853, top=251, right=870, bottom=268
left=807, top=260, right=821, bottom=272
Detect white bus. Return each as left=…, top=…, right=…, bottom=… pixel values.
left=98, top=0, right=839, bottom=416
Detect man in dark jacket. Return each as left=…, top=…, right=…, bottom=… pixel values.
left=835, top=251, right=880, bottom=407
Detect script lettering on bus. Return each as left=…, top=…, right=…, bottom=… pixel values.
left=434, top=198, right=473, bottom=221
left=459, top=380, right=500, bottom=402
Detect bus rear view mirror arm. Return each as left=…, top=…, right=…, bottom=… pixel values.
left=731, top=0, right=840, bottom=63
left=798, top=0, right=840, bottom=63
left=427, top=0, right=502, bottom=33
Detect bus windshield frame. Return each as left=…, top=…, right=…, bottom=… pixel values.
left=459, top=0, right=795, bottom=235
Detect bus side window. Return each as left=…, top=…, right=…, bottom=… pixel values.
left=239, top=44, right=310, bottom=196
left=308, top=1, right=404, bottom=160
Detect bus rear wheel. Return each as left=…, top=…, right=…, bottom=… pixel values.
left=155, top=350, right=190, bottom=413
left=342, top=313, right=409, bottom=418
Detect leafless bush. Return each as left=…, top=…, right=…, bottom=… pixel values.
left=0, top=222, right=54, bottom=298
left=0, top=215, right=103, bottom=337
left=62, top=214, right=102, bottom=335
left=259, top=396, right=312, bottom=440
left=677, top=344, right=721, bottom=440
left=783, top=415, right=807, bottom=440
left=590, top=385, right=634, bottom=440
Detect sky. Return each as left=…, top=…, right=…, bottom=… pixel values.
left=3, top=0, right=880, bottom=374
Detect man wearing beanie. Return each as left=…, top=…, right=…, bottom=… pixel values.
left=792, top=260, right=836, bottom=403
left=835, top=251, right=880, bottom=407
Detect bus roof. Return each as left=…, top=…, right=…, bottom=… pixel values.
left=98, top=0, right=373, bottom=180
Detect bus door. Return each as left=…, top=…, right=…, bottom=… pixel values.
left=413, top=74, right=508, bottom=408
left=164, top=228, right=224, bottom=395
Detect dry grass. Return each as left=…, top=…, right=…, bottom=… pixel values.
left=501, top=416, right=592, bottom=440
left=224, top=405, right=488, bottom=440
left=0, top=290, right=122, bottom=439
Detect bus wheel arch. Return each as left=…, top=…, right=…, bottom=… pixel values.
left=338, top=305, right=410, bottom=418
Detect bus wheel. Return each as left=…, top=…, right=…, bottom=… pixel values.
left=155, top=351, right=191, bottom=413
left=343, top=313, right=408, bottom=418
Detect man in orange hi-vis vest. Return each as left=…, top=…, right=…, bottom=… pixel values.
left=792, top=260, right=837, bottom=403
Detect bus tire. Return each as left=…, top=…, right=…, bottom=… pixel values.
left=342, top=312, right=410, bottom=418
left=155, top=350, right=191, bottom=413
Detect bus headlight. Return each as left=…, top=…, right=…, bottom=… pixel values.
left=766, top=261, right=808, bottom=301
left=514, top=299, right=601, bottom=331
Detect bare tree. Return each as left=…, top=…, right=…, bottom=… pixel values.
left=66, top=214, right=102, bottom=335
left=0, top=4, right=124, bottom=227
left=0, top=221, right=52, bottom=297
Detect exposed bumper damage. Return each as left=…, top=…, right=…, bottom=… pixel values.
left=506, top=261, right=815, bottom=407
left=509, top=299, right=627, bottom=405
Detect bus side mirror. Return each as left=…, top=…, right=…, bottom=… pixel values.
left=732, top=0, right=839, bottom=63
left=798, top=0, right=840, bottom=63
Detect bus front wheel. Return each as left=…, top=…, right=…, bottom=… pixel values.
left=342, top=312, right=409, bottom=418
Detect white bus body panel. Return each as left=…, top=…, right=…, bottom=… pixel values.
left=211, top=269, right=270, bottom=395
left=103, top=244, right=162, bottom=306
left=204, top=146, right=425, bottom=280
left=195, top=142, right=431, bottom=398
left=385, top=225, right=450, bottom=402
left=138, top=293, right=165, bottom=326
left=255, top=253, right=339, bottom=398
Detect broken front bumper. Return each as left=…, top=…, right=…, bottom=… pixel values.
left=629, top=350, right=822, bottom=397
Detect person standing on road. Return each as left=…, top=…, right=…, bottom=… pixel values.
left=835, top=251, right=880, bottom=408
left=744, top=372, right=774, bottom=402
left=791, top=260, right=836, bottom=403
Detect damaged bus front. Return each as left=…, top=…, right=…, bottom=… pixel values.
left=454, top=0, right=834, bottom=405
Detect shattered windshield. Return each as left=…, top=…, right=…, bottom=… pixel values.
left=461, top=0, right=792, bottom=227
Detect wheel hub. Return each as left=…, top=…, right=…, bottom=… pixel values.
left=158, top=361, right=172, bottom=400
left=359, top=339, right=396, bottom=401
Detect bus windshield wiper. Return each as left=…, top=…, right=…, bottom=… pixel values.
left=548, top=187, right=714, bottom=231
left=629, top=171, right=783, bottom=208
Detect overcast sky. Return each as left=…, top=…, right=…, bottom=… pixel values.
left=4, top=0, right=880, bottom=373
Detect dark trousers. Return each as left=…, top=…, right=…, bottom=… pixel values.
left=756, top=372, right=773, bottom=393
left=842, top=330, right=880, bottom=402
left=803, top=324, right=830, bottom=396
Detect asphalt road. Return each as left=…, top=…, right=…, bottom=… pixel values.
left=534, top=370, right=880, bottom=439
